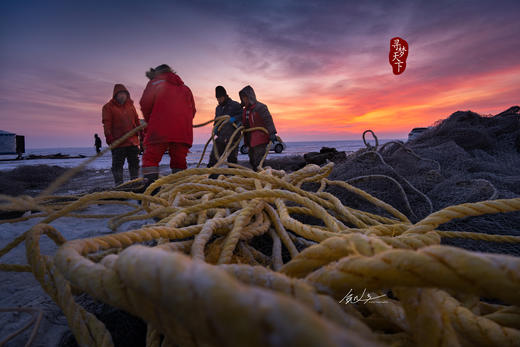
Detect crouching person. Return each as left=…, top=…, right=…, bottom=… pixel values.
left=139, top=64, right=196, bottom=188
left=102, top=84, right=140, bottom=186
left=239, top=85, right=277, bottom=171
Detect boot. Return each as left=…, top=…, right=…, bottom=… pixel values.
left=129, top=171, right=139, bottom=181
left=112, top=169, right=124, bottom=187
left=133, top=173, right=158, bottom=194
left=171, top=168, right=183, bottom=174
left=114, top=179, right=123, bottom=187
left=144, top=173, right=159, bottom=193
left=129, top=157, right=140, bottom=180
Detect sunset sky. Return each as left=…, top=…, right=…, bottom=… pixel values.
left=1, top=0, right=519, bottom=148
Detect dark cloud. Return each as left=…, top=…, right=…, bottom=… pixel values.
left=2, top=65, right=103, bottom=106
left=183, top=0, right=520, bottom=81
left=1, top=0, right=518, bottom=146
left=0, top=55, right=146, bottom=104
left=0, top=57, right=143, bottom=142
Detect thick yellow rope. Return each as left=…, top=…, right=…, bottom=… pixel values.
left=402, top=198, right=520, bottom=234
left=305, top=245, right=520, bottom=305
left=1, top=122, right=519, bottom=347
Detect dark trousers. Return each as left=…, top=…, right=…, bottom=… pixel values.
left=111, top=145, right=140, bottom=185
left=248, top=144, right=268, bottom=171
left=208, top=138, right=239, bottom=167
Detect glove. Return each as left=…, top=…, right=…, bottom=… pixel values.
left=228, top=116, right=236, bottom=123
left=270, top=134, right=277, bottom=142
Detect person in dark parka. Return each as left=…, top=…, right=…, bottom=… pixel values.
left=239, top=85, right=277, bottom=171
left=94, top=134, right=102, bottom=153
left=207, top=86, right=243, bottom=167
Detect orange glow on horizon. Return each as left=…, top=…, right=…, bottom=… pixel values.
left=199, top=65, right=520, bottom=141
left=4, top=63, right=518, bottom=147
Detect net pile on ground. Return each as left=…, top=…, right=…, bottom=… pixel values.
left=2, top=160, right=520, bottom=347
left=327, top=108, right=520, bottom=258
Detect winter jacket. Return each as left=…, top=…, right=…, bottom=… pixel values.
left=214, top=97, right=243, bottom=143
left=102, top=84, right=140, bottom=148
left=239, top=86, right=277, bottom=147
left=139, top=71, right=196, bottom=146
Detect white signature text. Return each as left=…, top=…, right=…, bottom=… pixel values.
left=338, top=289, right=388, bottom=304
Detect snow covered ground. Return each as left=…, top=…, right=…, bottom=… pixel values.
left=0, top=140, right=397, bottom=171
left=0, top=200, right=152, bottom=346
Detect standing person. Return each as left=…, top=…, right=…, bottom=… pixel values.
left=94, top=133, right=102, bottom=154
left=207, top=86, right=243, bottom=168
left=102, top=84, right=141, bottom=186
left=239, top=85, right=277, bottom=171
left=139, top=64, right=196, bottom=187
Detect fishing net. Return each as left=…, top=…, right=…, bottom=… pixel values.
left=0, top=113, right=519, bottom=346
left=328, top=107, right=520, bottom=256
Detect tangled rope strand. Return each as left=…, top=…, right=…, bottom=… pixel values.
left=2, top=120, right=520, bottom=347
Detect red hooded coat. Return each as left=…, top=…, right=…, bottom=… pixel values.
left=102, top=84, right=140, bottom=148
left=139, top=72, right=196, bottom=146
left=239, top=86, right=277, bottom=147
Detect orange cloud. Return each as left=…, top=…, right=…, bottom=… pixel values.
left=246, top=65, right=520, bottom=141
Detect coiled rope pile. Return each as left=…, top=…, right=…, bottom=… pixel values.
left=1, top=119, right=520, bottom=347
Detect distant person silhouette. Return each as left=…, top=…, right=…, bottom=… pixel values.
left=94, top=134, right=102, bottom=154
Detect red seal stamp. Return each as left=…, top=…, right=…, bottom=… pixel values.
left=389, top=37, right=408, bottom=75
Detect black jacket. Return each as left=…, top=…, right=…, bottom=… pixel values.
left=214, top=97, right=243, bottom=142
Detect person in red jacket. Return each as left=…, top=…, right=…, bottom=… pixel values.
left=239, top=85, right=277, bottom=171
left=139, top=64, right=196, bottom=186
left=102, top=84, right=140, bottom=186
